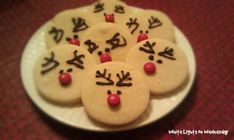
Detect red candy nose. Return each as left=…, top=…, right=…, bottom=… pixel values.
left=144, top=62, right=156, bottom=74
left=100, top=53, right=112, bottom=63
left=107, top=94, right=121, bottom=106
left=104, top=13, right=115, bottom=23
left=137, top=33, right=148, bottom=42
left=69, top=39, right=80, bottom=46
left=59, top=73, right=72, bottom=85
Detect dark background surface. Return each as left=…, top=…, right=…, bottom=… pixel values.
left=0, top=0, right=233, bottom=139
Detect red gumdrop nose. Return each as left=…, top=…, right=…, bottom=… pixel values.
left=69, top=39, right=80, bottom=46
left=107, top=94, right=121, bottom=106
left=144, top=62, right=156, bottom=74
left=59, top=73, right=72, bottom=85
left=137, top=33, right=148, bottom=42
left=104, top=13, right=115, bottom=23
left=100, top=53, right=112, bottom=63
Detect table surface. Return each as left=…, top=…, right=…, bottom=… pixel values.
left=0, top=0, right=233, bottom=139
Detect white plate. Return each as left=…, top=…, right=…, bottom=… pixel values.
left=20, top=22, right=196, bottom=132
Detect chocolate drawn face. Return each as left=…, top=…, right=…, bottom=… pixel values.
left=91, top=0, right=129, bottom=23
left=45, top=8, right=98, bottom=48
left=40, top=50, right=85, bottom=86
left=34, top=46, right=97, bottom=104
left=81, top=62, right=150, bottom=125
left=84, top=32, right=127, bottom=63
left=125, top=15, right=162, bottom=42
left=81, top=23, right=134, bottom=63
left=95, top=69, right=132, bottom=107
left=138, top=41, right=176, bottom=75
left=126, top=39, right=188, bottom=95
left=121, top=10, right=175, bottom=43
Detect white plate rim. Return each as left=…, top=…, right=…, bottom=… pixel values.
left=20, top=22, right=196, bottom=132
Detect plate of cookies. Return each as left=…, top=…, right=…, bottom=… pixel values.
left=21, top=0, right=196, bottom=131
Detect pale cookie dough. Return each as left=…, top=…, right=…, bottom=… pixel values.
left=80, top=22, right=135, bottom=63
left=126, top=39, right=188, bottom=95
left=45, top=6, right=96, bottom=49
left=119, top=9, right=175, bottom=43
left=128, top=6, right=144, bottom=13
left=34, top=44, right=97, bottom=104
left=87, top=0, right=132, bottom=24
left=81, top=62, right=150, bottom=125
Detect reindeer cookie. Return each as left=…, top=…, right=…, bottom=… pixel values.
left=87, top=0, right=132, bottom=24
left=126, top=39, right=188, bottom=95
left=45, top=7, right=96, bottom=48
left=119, top=10, right=175, bottom=43
left=81, top=62, right=150, bottom=125
left=80, top=23, right=134, bottom=63
left=34, top=44, right=97, bottom=104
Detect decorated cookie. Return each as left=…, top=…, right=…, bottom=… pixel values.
left=80, top=22, right=135, bottom=63
left=81, top=62, right=150, bottom=125
left=45, top=7, right=96, bottom=48
left=126, top=39, right=188, bottom=95
left=119, top=10, right=175, bottom=43
left=34, top=44, right=97, bottom=104
left=87, top=0, right=132, bottom=23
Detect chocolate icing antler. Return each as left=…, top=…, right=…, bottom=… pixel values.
left=114, top=5, right=125, bottom=14
left=93, top=2, right=104, bottom=13
left=126, top=18, right=139, bottom=34
left=49, top=27, right=64, bottom=43
left=116, top=71, right=132, bottom=87
left=41, top=51, right=60, bottom=75
left=72, top=17, right=89, bottom=33
left=139, top=41, right=155, bottom=54
left=84, top=39, right=99, bottom=54
left=158, top=47, right=176, bottom=60
left=66, top=50, right=85, bottom=69
left=106, top=33, right=127, bottom=50
left=148, top=16, right=162, bottom=29
left=96, top=69, right=114, bottom=86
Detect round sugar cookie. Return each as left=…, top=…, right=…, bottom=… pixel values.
left=45, top=6, right=96, bottom=49
left=34, top=44, right=97, bottom=104
left=81, top=62, right=150, bottom=125
left=87, top=0, right=132, bottom=24
left=126, top=39, right=188, bottom=95
left=80, top=22, right=135, bottom=63
left=119, top=9, right=175, bottom=43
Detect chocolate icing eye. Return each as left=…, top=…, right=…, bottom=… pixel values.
left=66, top=37, right=71, bottom=41
left=117, top=90, right=121, bottom=95
left=73, top=35, right=78, bottom=39
left=157, top=59, right=163, bottom=64
left=98, top=51, right=103, bottom=56
left=148, top=55, right=154, bottom=61
left=146, top=30, right=149, bottom=34
left=59, top=70, right=64, bottom=74
left=67, top=68, right=73, bottom=72
left=107, top=90, right=111, bottom=95
left=140, top=30, right=143, bottom=33
left=105, top=48, right=110, bottom=53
